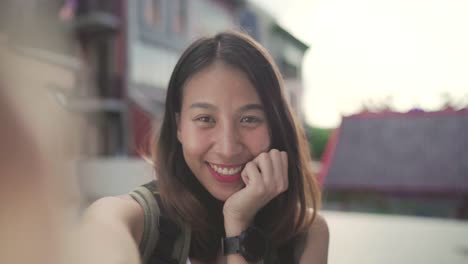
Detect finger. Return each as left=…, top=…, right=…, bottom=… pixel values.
left=269, top=149, right=283, bottom=184
left=241, top=161, right=261, bottom=187
left=241, top=164, right=249, bottom=185
left=253, top=152, right=274, bottom=186
left=281, top=151, right=289, bottom=190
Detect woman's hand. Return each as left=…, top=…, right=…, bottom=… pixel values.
left=223, top=149, right=288, bottom=235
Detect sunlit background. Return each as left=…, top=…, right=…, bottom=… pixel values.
left=252, top=0, right=468, bottom=128
left=1, top=0, right=467, bottom=263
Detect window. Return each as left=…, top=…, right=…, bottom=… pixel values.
left=171, top=0, right=186, bottom=35
left=142, top=0, right=165, bottom=32
left=138, top=0, right=187, bottom=49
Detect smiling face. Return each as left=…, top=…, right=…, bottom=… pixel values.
left=177, top=62, right=271, bottom=201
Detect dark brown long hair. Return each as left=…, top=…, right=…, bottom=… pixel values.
left=154, top=31, right=321, bottom=261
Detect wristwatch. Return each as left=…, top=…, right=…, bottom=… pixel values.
left=222, top=226, right=268, bottom=262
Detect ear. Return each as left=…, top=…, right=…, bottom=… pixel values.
left=175, top=113, right=181, bottom=142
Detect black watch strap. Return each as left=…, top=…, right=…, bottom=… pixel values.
left=222, top=226, right=267, bottom=262
left=222, top=235, right=241, bottom=255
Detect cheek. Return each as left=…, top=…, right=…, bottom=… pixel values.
left=242, top=125, right=271, bottom=155
left=180, top=124, right=211, bottom=157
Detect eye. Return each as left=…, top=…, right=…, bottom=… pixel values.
left=194, top=115, right=215, bottom=123
left=240, top=116, right=263, bottom=124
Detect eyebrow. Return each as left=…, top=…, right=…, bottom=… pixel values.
left=238, top=104, right=264, bottom=113
left=188, top=102, right=264, bottom=113
left=189, top=102, right=218, bottom=110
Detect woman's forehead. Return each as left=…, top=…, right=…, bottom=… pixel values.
left=181, top=62, right=262, bottom=107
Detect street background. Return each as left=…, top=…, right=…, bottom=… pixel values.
left=1, top=1, right=467, bottom=263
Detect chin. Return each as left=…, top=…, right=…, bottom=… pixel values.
left=208, top=186, right=241, bottom=202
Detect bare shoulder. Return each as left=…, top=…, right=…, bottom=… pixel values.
left=299, top=211, right=329, bottom=264
left=83, top=195, right=144, bottom=243
left=310, top=213, right=329, bottom=236
left=84, top=195, right=143, bottom=222
left=78, top=196, right=144, bottom=264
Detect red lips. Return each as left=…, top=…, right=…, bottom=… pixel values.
left=206, top=163, right=242, bottom=183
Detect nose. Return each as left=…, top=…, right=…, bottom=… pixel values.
left=214, top=122, right=243, bottom=159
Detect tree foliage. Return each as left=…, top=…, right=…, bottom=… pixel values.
left=304, top=123, right=333, bottom=161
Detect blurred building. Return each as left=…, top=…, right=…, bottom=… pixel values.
left=243, top=2, right=309, bottom=119
left=0, top=0, right=310, bottom=201
left=320, top=108, right=468, bottom=219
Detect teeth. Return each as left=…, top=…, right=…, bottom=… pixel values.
left=209, top=163, right=242, bottom=175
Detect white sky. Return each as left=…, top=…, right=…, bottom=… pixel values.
left=249, top=0, right=468, bottom=128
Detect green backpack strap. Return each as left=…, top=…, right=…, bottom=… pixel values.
left=129, top=181, right=191, bottom=264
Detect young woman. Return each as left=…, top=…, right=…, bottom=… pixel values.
left=83, top=31, right=329, bottom=264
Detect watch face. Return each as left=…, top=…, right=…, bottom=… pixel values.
left=240, top=226, right=267, bottom=262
